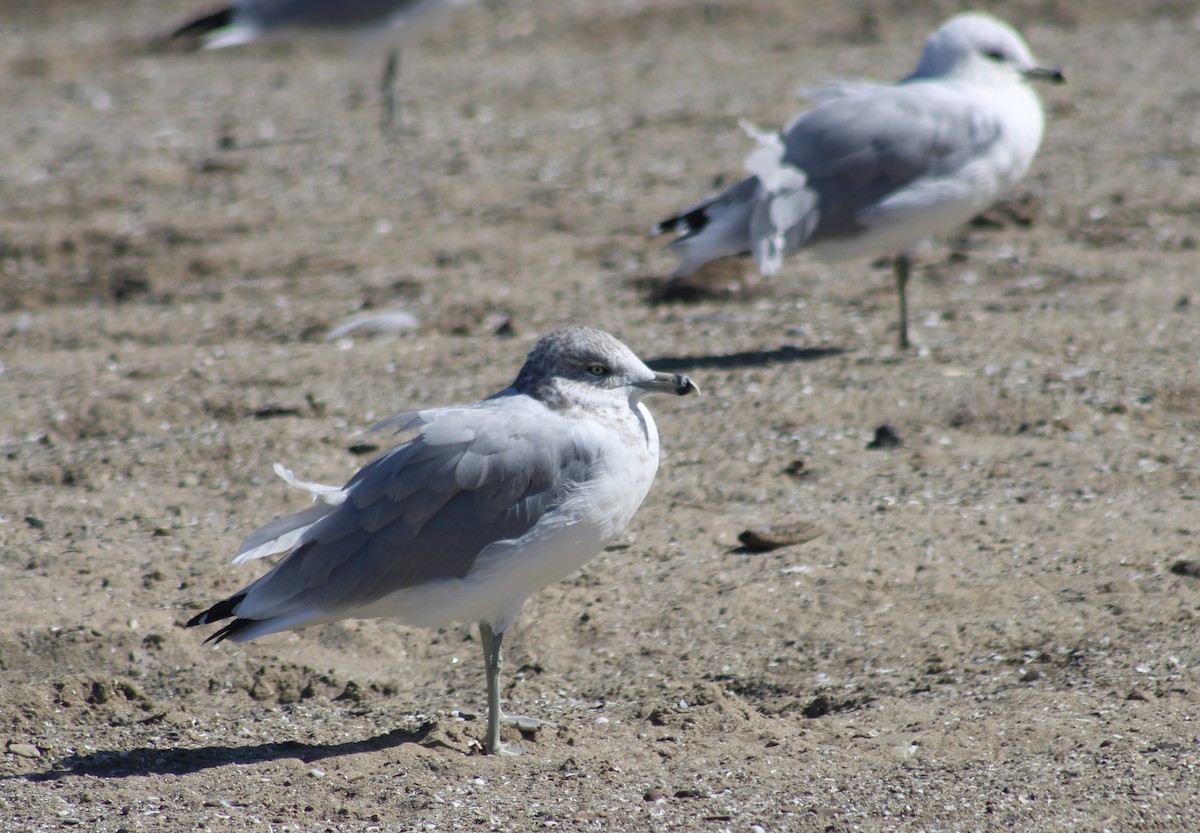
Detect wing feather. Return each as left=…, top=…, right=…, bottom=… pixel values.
left=233, top=502, right=339, bottom=564
left=783, top=81, right=1002, bottom=241
left=231, top=396, right=595, bottom=624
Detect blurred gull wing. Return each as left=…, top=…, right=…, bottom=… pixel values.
left=771, top=82, right=1012, bottom=259
left=171, top=0, right=460, bottom=46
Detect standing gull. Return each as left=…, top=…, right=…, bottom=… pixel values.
left=652, top=13, right=1064, bottom=348
left=186, top=327, right=699, bottom=755
left=170, top=0, right=471, bottom=132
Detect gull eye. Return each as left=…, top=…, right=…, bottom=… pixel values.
left=587, top=364, right=608, bottom=377
left=983, top=48, right=1006, bottom=62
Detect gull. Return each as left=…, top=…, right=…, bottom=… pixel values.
left=186, top=327, right=699, bottom=755
left=169, top=0, right=472, bottom=132
left=652, top=13, right=1064, bottom=349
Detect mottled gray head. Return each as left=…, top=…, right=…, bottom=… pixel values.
left=514, top=327, right=699, bottom=409
left=910, top=13, right=1064, bottom=84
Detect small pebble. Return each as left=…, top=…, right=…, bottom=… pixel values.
left=866, top=424, right=903, bottom=450
left=738, top=521, right=823, bottom=552
left=1170, top=559, right=1200, bottom=578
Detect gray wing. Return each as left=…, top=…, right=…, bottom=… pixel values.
left=235, top=501, right=340, bottom=560
left=782, top=81, right=1004, bottom=243
left=235, top=397, right=595, bottom=620
left=250, top=0, right=442, bottom=30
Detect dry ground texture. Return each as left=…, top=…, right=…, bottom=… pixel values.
left=2, top=0, right=1200, bottom=830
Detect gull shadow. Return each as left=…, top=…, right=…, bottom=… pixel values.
left=9, top=725, right=433, bottom=782
left=645, top=345, right=845, bottom=372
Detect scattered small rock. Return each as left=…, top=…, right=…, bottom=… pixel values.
left=416, top=720, right=479, bottom=755
left=802, top=694, right=833, bottom=719
left=737, top=521, right=823, bottom=552
left=489, top=314, right=516, bottom=337
left=334, top=680, right=366, bottom=704
left=1170, top=559, right=1200, bottom=578
left=253, top=405, right=302, bottom=420
left=248, top=677, right=274, bottom=702
left=7, top=742, right=41, bottom=759
left=782, top=459, right=810, bottom=479
left=866, top=424, right=902, bottom=450
left=87, top=680, right=111, bottom=705
left=506, top=715, right=545, bottom=735
left=801, top=692, right=867, bottom=719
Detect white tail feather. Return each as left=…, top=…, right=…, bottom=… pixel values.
left=273, top=462, right=347, bottom=506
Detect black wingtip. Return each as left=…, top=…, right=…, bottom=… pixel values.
left=170, top=6, right=234, bottom=40
left=188, top=592, right=261, bottom=644
left=204, top=618, right=257, bottom=644
left=186, top=592, right=246, bottom=630
left=652, top=205, right=711, bottom=239
left=651, top=215, right=684, bottom=237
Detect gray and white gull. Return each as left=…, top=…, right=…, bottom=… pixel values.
left=653, top=12, right=1064, bottom=348
left=170, top=0, right=471, bottom=131
left=187, top=327, right=699, bottom=755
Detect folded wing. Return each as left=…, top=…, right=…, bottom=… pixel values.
left=213, top=396, right=594, bottom=631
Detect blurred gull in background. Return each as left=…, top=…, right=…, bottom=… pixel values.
left=653, top=12, right=1064, bottom=349
left=170, top=0, right=475, bottom=131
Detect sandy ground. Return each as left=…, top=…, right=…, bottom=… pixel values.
left=2, top=0, right=1200, bottom=830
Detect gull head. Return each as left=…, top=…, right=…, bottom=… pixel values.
left=514, top=327, right=699, bottom=411
left=910, top=13, right=1064, bottom=85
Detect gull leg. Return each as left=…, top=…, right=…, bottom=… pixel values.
left=381, top=46, right=401, bottom=134
left=478, top=622, right=551, bottom=755
left=895, top=253, right=912, bottom=350
left=479, top=621, right=506, bottom=755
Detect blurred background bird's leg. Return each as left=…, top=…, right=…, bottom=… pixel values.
left=381, top=45, right=401, bottom=134
left=895, top=253, right=912, bottom=349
